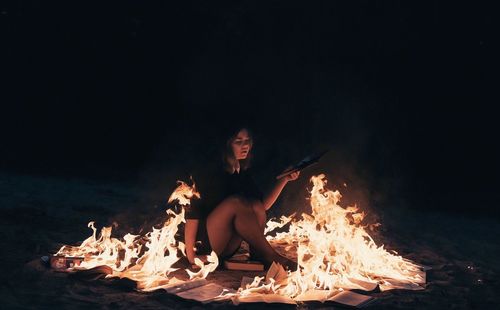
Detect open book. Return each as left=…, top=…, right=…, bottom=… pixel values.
left=50, top=255, right=84, bottom=271
left=326, top=290, right=376, bottom=308
left=152, top=278, right=232, bottom=303
left=234, top=262, right=377, bottom=308
left=276, top=150, right=329, bottom=180
left=236, top=289, right=376, bottom=308
left=174, top=282, right=229, bottom=303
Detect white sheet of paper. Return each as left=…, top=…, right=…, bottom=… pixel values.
left=234, top=293, right=296, bottom=305
left=176, top=282, right=226, bottom=303
left=346, top=277, right=379, bottom=291
left=240, top=276, right=258, bottom=289
left=294, top=289, right=331, bottom=302
left=163, top=278, right=207, bottom=294
left=379, top=278, right=425, bottom=291
left=328, top=290, right=375, bottom=307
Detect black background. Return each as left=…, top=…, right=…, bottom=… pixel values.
left=2, top=1, right=498, bottom=216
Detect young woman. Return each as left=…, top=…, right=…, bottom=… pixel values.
left=184, top=127, right=299, bottom=270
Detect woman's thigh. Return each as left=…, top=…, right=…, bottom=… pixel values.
left=251, top=200, right=266, bottom=229
left=206, top=195, right=250, bottom=254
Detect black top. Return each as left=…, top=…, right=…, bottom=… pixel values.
left=185, top=164, right=263, bottom=220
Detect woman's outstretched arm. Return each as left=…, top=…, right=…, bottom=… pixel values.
left=262, top=171, right=300, bottom=210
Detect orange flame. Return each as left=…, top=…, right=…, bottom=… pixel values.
left=55, top=180, right=218, bottom=291
left=248, top=174, right=425, bottom=299
left=168, top=179, right=200, bottom=206
left=56, top=174, right=425, bottom=300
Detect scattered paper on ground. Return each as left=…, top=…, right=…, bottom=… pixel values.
left=52, top=174, right=427, bottom=306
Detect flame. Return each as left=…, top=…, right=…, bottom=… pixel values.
left=55, top=180, right=218, bottom=291
left=263, top=214, right=295, bottom=235
left=55, top=174, right=425, bottom=300
left=186, top=252, right=219, bottom=280
left=168, top=179, right=200, bottom=206
left=243, top=174, right=425, bottom=299
left=56, top=222, right=142, bottom=271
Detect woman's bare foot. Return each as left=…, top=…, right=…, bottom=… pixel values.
left=278, top=256, right=297, bottom=271
left=262, top=254, right=297, bottom=271
left=250, top=246, right=297, bottom=271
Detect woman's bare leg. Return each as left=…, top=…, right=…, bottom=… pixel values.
left=251, top=200, right=267, bottom=230
left=220, top=200, right=265, bottom=258
left=248, top=200, right=266, bottom=259
left=219, top=235, right=242, bottom=258
left=206, top=196, right=295, bottom=269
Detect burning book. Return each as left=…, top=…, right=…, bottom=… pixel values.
left=49, top=255, right=83, bottom=271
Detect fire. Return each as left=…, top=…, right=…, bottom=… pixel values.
left=55, top=174, right=425, bottom=301
left=263, top=214, right=295, bottom=235
left=245, top=174, right=425, bottom=299
left=55, top=180, right=218, bottom=291
left=167, top=179, right=200, bottom=206
left=186, top=252, right=219, bottom=280
left=56, top=222, right=142, bottom=271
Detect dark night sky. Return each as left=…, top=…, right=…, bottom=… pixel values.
left=1, top=1, right=498, bottom=216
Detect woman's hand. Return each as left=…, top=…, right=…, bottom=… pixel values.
left=190, top=255, right=209, bottom=268
left=187, top=254, right=208, bottom=265
left=283, top=170, right=300, bottom=182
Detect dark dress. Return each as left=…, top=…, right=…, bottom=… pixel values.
left=185, top=164, right=263, bottom=255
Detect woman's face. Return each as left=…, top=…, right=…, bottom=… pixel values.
left=231, top=129, right=252, bottom=160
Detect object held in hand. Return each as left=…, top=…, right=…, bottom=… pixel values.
left=276, top=150, right=329, bottom=180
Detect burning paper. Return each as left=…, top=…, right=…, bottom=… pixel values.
left=53, top=173, right=426, bottom=304
left=54, top=180, right=218, bottom=291
left=252, top=174, right=425, bottom=299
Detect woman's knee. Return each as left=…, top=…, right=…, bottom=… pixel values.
left=217, top=196, right=264, bottom=219
left=251, top=200, right=265, bottom=212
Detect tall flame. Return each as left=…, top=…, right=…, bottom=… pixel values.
left=249, top=174, right=425, bottom=299
left=168, top=179, right=200, bottom=206
left=55, top=179, right=218, bottom=291
left=55, top=174, right=425, bottom=300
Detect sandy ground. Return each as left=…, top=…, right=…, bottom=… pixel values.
left=1, top=172, right=499, bottom=309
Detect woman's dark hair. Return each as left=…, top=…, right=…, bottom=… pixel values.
left=222, top=128, right=253, bottom=173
